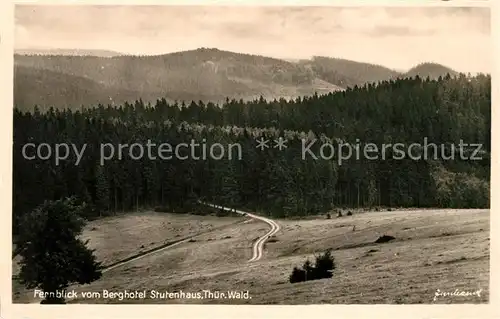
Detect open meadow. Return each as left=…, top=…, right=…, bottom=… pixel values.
left=13, top=207, right=489, bottom=304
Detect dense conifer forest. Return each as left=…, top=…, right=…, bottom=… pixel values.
left=13, top=73, right=490, bottom=235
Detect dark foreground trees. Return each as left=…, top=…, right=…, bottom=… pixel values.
left=14, top=197, right=102, bottom=304
left=289, top=250, right=336, bottom=283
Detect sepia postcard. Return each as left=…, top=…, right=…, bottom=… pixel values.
left=1, top=0, right=498, bottom=318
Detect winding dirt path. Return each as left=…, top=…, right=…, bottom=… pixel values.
left=199, top=202, right=280, bottom=262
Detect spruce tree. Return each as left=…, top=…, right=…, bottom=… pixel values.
left=14, top=197, right=102, bottom=304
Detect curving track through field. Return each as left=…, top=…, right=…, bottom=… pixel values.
left=102, top=203, right=280, bottom=273
left=199, top=202, right=280, bottom=262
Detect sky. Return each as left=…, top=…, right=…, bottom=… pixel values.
left=14, top=5, right=491, bottom=73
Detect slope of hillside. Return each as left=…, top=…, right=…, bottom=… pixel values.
left=14, top=65, right=235, bottom=111
left=14, top=66, right=148, bottom=111
left=14, top=48, right=345, bottom=109
left=302, top=56, right=402, bottom=88
left=14, top=208, right=489, bottom=304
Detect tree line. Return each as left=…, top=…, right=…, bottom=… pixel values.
left=13, top=74, right=490, bottom=235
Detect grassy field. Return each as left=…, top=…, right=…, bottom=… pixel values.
left=11, top=211, right=247, bottom=302
left=12, top=208, right=489, bottom=304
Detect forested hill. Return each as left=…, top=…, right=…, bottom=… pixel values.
left=402, top=62, right=459, bottom=80
left=14, top=48, right=341, bottom=111
left=14, top=65, right=223, bottom=111
left=14, top=48, right=458, bottom=111
left=300, top=56, right=402, bottom=88
left=13, top=74, right=490, bottom=234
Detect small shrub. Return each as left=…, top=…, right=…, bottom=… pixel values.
left=289, top=267, right=306, bottom=283
left=313, top=250, right=335, bottom=279
left=374, top=235, right=396, bottom=243
left=288, top=249, right=335, bottom=284
left=302, top=259, right=316, bottom=280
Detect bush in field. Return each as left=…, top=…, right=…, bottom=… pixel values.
left=313, top=249, right=335, bottom=279
left=289, top=266, right=306, bottom=283
left=289, top=249, right=335, bottom=284
left=302, top=259, right=316, bottom=280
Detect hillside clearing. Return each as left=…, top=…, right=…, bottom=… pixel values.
left=12, top=208, right=487, bottom=304
left=12, top=211, right=248, bottom=303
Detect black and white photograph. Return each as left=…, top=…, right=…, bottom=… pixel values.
left=10, top=3, right=492, bottom=306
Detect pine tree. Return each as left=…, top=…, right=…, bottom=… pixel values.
left=14, top=197, right=102, bottom=304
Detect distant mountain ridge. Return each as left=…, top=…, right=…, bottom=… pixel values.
left=15, top=48, right=123, bottom=57
left=14, top=48, right=460, bottom=111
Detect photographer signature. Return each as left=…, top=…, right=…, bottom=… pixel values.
left=433, top=288, right=483, bottom=301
